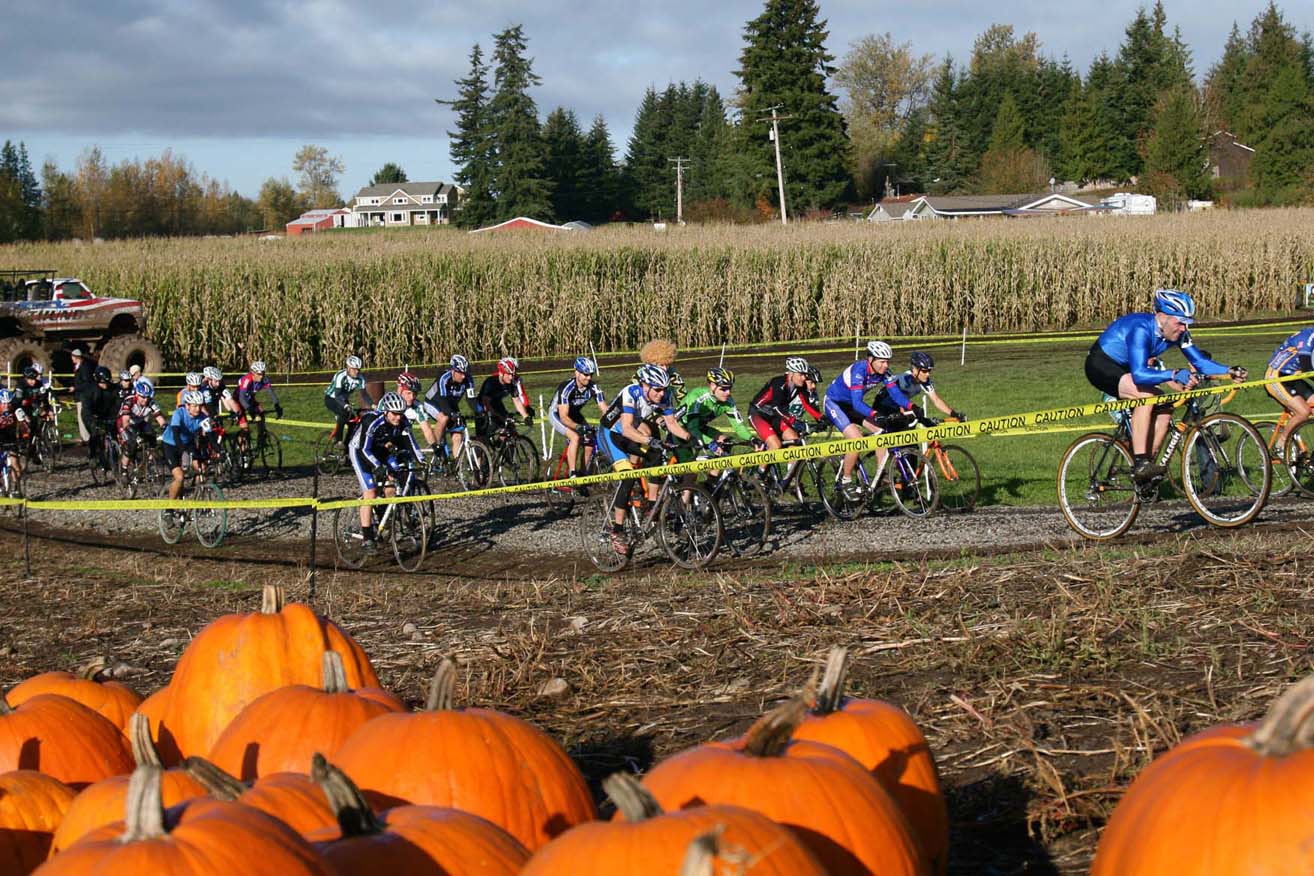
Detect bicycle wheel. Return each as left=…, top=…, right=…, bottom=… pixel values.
left=792, top=459, right=827, bottom=515
left=543, top=453, right=576, bottom=514
left=455, top=440, right=493, bottom=491
left=1182, top=413, right=1270, bottom=527
left=257, top=431, right=283, bottom=478
left=715, top=476, right=771, bottom=557
left=390, top=502, right=428, bottom=572
left=1287, top=421, right=1314, bottom=498
left=497, top=435, right=540, bottom=487
left=1057, top=432, right=1140, bottom=540
left=579, top=492, right=631, bottom=572
left=314, top=431, right=344, bottom=476
left=191, top=482, right=228, bottom=548
left=333, top=508, right=369, bottom=570
left=656, top=484, right=722, bottom=570
left=814, top=456, right=863, bottom=521
left=156, top=483, right=184, bottom=545
left=88, top=439, right=110, bottom=486
left=1253, top=421, right=1294, bottom=498
left=30, top=434, right=55, bottom=474
left=932, top=444, right=981, bottom=512
left=224, top=435, right=246, bottom=486
left=889, top=449, right=939, bottom=518
left=41, top=420, right=61, bottom=467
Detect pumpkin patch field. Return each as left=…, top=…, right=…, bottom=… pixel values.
left=1, top=523, right=1312, bottom=874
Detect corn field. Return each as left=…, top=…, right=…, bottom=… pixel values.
left=2, top=210, right=1312, bottom=370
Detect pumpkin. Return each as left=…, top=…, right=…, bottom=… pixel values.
left=0, top=770, right=76, bottom=874
left=333, top=659, right=595, bottom=851
left=7, top=658, right=143, bottom=733
left=639, top=695, right=927, bottom=876
left=33, top=764, right=326, bottom=875
left=132, top=686, right=182, bottom=766
left=183, top=756, right=339, bottom=839
left=49, top=713, right=207, bottom=854
left=158, top=584, right=378, bottom=758
left=1092, top=674, right=1314, bottom=875
left=793, top=647, right=948, bottom=876
left=209, top=652, right=404, bottom=780
left=0, top=694, right=132, bottom=789
left=307, top=754, right=529, bottom=876
left=523, top=772, right=826, bottom=876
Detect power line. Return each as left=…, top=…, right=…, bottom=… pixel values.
left=667, top=157, right=689, bottom=225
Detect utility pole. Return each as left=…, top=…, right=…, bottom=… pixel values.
left=668, top=157, right=689, bottom=225
left=757, top=106, right=793, bottom=225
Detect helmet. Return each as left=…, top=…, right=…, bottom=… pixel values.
left=496, top=356, right=518, bottom=377
left=784, top=356, right=810, bottom=374
left=1154, top=289, right=1196, bottom=324
left=22, top=366, right=38, bottom=380
left=119, top=370, right=132, bottom=382
left=450, top=354, right=470, bottom=372
left=134, top=378, right=155, bottom=398
left=910, top=351, right=935, bottom=371
left=250, top=360, right=266, bottom=374
left=397, top=371, right=421, bottom=392
left=182, top=390, right=204, bottom=406
left=345, top=355, right=363, bottom=370
left=806, top=366, right=822, bottom=383
left=707, top=366, right=735, bottom=388
left=574, top=356, right=596, bottom=375
left=93, top=366, right=112, bottom=383
left=668, top=369, right=685, bottom=388
left=377, top=391, right=407, bottom=413
left=866, top=340, right=893, bottom=360
left=185, top=371, right=202, bottom=386
left=203, top=366, right=222, bottom=381
left=637, top=364, right=670, bottom=389
left=0, top=390, right=11, bottom=404
left=30, top=363, right=43, bottom=375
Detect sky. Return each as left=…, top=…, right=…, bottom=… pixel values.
left=2, top=0, right=1307, bottom=198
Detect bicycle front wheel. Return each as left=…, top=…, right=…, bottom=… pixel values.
left=390, top=502, right=428, bottom=572
left=814, top=456, right=863, bottom=521
left=191, top=483, right=228, bottom=548
left=889, top=449, right=939, bottom=518
left=579, top=492, right=631, bottom=572
left=543, top=453, right=576, bottom=514
left=88, top=439, right=111, bottom=486
left=715, top=477, right=771, bottom=557
left=1286, top=421, right=1314, bottom=498
left=497, top=435, right=540, bottom=487
left=932, top=444, right=981, bottom=512
left=257, top=432, right=283, bottom=478
left=1057, top=432, right=1140, bottom=540
left=656, top=484, right=721, bottom=570
left=314, top=431, right=344, bottom=476
left=157, top=483, right=184, bottom=545
left=1182, top=413, right=1270, bottom=527
left=455, top=440, right=493, bottom=491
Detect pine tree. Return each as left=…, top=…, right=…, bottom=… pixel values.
left=439, top=44, right=496, bottom=228
left=369, top=163, right=408, bottom=185
left=688, top=88, right=733, bottom=203
left=486, top=25, right=553, bottom=221
left=1109, top=1, right=1192, bottom=179
left=922, top=58, right=974, bottom=193
left=542, top=107, right=585, bottom=221
left=579, top=115, right=621, bottom=223
left=623, top=87, right=671, bottom=219
left=1204, top=23, right=1249, bottom=133
left=979, top=94, right=1049, bottom=193
left=987, top=93, right=1026, bottom=153
left=1140, top=86, right=1212, bottom=207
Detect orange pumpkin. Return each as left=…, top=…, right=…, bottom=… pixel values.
left=6, top=659, right=142, bottom=733
left=1092, top=675, right=1314, bottom=875
left=132, top=686, right=182, bottom=767
left=307, top=754, right=530, bottom=876
left=0, top=694, right=132, bottom=789
left=158, top=584, right=379, bottom=758
left=524, top=772, right=826, bottom=876
left=333, top=659, right=595, bottom=851
left=793, top=647, right=948, bottom=876
left=0, top=770, right=76, bottom=874
left=183, top=756, right=339, bottom=839
left=50, top=713, right=207, bottom=854
left=208, top=652, right=404, bottom=780
left=33, top=764, right=326, bottom=875
left=639, top=696, right=927, bottom=876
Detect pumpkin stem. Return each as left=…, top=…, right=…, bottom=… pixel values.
left=121, top=764, right=167, bottom=841
left=260, top=584, right=285, bottom=614
left=603, top=773, right=664, bottom=822
left=0, top=697, right=11, bottom=716
left=311, top=753, right=386, bottom=837
left=128, top=713, right=163, bottom=768
left=321, top=652, right=350, bottom=694
left=424, top=658, right=458, bottom=712
left=679, top=828, right=724, bottom=876
left=813, top=646, right=850, bottom=715
left=79, top=656, right=110, bottom=681
left=182, top=756, right=247, bottom=801
left=741, top=695, right=808, bottom=757
left=1246, top=675, right=1314, bottom=757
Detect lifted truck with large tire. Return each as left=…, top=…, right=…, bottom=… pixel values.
left=0, top=270, right=163, bottom=382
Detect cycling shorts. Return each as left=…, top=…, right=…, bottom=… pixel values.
left=748, top=411, right=789, bottom=442
left=1265, top=366, right=1314, bottom=407
left=549, top=409, right=592, bottom=439
left=1085, top=343, right=1129, bottom=398
left=349, top=448, right=379, bottom=491
left=823, top=397, right=865, bottom=431
left=162, top=442, right=185, bottom=469
left=599, top=427, right=645, bottom=470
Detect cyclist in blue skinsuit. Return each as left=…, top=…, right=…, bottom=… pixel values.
left=1264, top=326, right=1314, bottom=455
left=423, top=354, right=473, bottom=459
left=1085, top=289, right=1247, bottom=482
left=349, top=392, right=423, bottom=552
left=161, top=390, right=214, bottom=505
left=824, top=340, right=914, bottom=490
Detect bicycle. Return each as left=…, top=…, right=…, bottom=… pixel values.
left=544, top=425, right=601, bottom=514
left=333, top=460, right=429, bottom=573
left=1057, top=380, right=1271, bottom=540
left=702, top=440, right=771, bottom=557
left=24, top=408, right=60, bottom=473
left=86, top=423, right=122, bottom=489
left=119, top=432, right=163, bottom=499
left=0, top=446, right=23, bottom=509
left=816, top=415, right=940, bottom=520
left=231, top=410, right=283, bottom=481
left=480, top=417, right=539, bottom=487
left=920, top=417, right=982, bottom=512
left=1254, top=409, right=1314, bottom=498
left=753, top=424, right=826, bottom=515
left=314, top=409, right=362, bottom=477
left=424, top=414, right=493, bottom=492
left=579, top=446, right=722, bottom=572
left=157, top=453, right=227, bottom=548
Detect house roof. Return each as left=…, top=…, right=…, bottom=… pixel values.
left=907, top=193, right=1102, bottom=217
left=353, top=181, right=450, bottom=199
left=286, top=208, right=349, bottom=227
left=469, top=217, right=566, bottom=233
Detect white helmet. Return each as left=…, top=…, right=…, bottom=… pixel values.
left=345, top=355, right=363, bottom=370
left=377, top=391, right=407, bottom=413
left=637, top=364, right=670, bottom=388
left=182, top=390, right=205, bottom=406
left=866, top=340, right=893, bottom=360
left=250, top=360, right=266, bottom=374
left=784, top=356, right=810, bottom=374
left=203, top=366, right=222, bottom=381
left=185, top=371, right=202, bottom=386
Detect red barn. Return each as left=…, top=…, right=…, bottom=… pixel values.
left=286, top=208, right=351, bottom=237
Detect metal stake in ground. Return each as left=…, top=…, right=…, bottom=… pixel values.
left=22, top=498, right=31, bottom=578
left=307, top=466, right=319, bottom=600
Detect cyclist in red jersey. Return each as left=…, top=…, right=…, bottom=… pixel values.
left=748, top=357, right=824, bottom=451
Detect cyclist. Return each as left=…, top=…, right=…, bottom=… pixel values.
left=200, top=366, right=239, bottom=421
left=876, top=351, right=966, bottom=422
left=396, top=371, right=437, bottom=449
left=1264, top=326, right=1314, bottom=456
left=15, top=365, right=54, bottom=423
left=679, top=367, right=754, bottom=455
left=235, top=360, right=283, bottom=434
left=348, top=391, right=423, bottom=552
left=325, top=355, right=373, bottom=441
left=161, top=389, right=214, bottom=503
left=81, top=366, right=120, bottom=463
left=175, top=372, right=203, bottom=409
left=749, top=357, right=825, bottom=452
left=550, top=356, right=607, bottom=479
left=117, top=378, right=167, bottom=472
left=475, top=357, right=532, bottom=440
left=824, top=341, right=914, bottom=491
left=423, top=355, right=473, bottom=457
left=117, top=370, right=135, bottom=402
left=1086, top=289, right=1246, bottom=482
left=0, top=389, right=30, bottom=489
left=788, top=365, right=824, bottom=433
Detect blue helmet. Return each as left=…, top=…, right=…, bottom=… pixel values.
left=574, top=356, right=596, bottom=375
left=450, top=354, right=470, bottom=373
left=134, top=378, right=155, bottom=398
left=1154, top=289, right=1196, bottom=324
left=0, top=389, right=11, bottom=405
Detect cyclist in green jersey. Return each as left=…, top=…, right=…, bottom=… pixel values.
left=677, top=367, right=754, bottom=457
left=325, top=355, right=373, bottom=440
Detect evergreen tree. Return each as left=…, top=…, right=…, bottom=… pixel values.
left=41, top=161, right=78, bottom=241
left=369, top=163, right=408, bottom=185
left=978, top=93, right=1049, bottom=192
left=1140, top=86, right=1212, bottom=207
left=922, top=58, right=974, bottom=193
left=688, top=88, right=733, bottom=203
left=542, top=107, right=586, bottom=220
left=623, top=87, right=670, bottom=219
left=439, top=44, right=496, bottom=228
left=1109, top=1, right=1192, bottom=179
left=579, top=115, right=621, bottom=223
left=1250, top=63, right=1314, bottom=202
left=486, top=25, right=553, bottom=221
left=732, top=0, right=852, bottom=213
left=987, top=93, right=1026, bottom=152
left=958, top=25, right=1043, bottom=160
left=1204, top=23, right=1249, bottom=132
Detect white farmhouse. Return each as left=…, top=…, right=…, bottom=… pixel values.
left=346, top=181, right=464, bottom=227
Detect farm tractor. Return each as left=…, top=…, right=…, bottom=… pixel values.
left=0, top=270, right=163, bottom=383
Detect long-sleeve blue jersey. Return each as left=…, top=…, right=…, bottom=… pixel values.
left=1268, top=327, right=1314, bottom=375
left=1096, top=313, right=1229, bottom=386
left=351, top=414, right=423, bottom=468
left=825, top=360, right=911, bottom=420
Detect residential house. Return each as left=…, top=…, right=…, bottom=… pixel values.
left=348, top=181, right=461, bottom=227
left=866, top=195, right=919, bottom=222
left=896, top=193, right=1103, bottom=220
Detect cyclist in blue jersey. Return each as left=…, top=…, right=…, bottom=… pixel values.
left=1264, top=326, right=1314, bottom=455
left=1086, top=289, right=1247, bottom=482
left=349, top=392, right=423, bottom=552
left=551, top=356, right=607, bottom=480
left=161, top=390, right=214, bottom=503
left=423, top=354, right=474, bottom=460
left=876, top=351, right=966, bottom=422
left=824, top=340, right=914, bottom=491
left=396, top=371, right=437, bottom=450
left=324, top=355, right=373, bottom=441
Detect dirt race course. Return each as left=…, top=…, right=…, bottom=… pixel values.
left=3, top=456, right=1314, bottom=873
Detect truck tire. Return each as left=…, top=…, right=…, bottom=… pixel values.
left=0, top=338, right=52, bottom=381
left=97, top=335, right=164, bottom=379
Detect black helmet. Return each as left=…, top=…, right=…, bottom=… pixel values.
left=22, top=366, right=39, bottom=380
left=94, top=366, right=112, bottom=382
left=910, top=351, right=935, bottom=371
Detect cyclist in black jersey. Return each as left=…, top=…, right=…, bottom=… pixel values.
left=550, top=356, right=607, bottom=479
left=423, top=354, right=473, bottom=459
left=475, top=357, right=532, bottom=439
left=748, top=358, right=824, bottom=449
